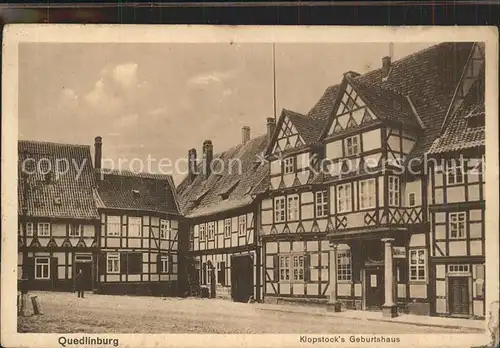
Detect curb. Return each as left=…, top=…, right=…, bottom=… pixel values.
left=256, top=307, right=484, bottom=332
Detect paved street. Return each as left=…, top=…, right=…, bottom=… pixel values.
left=18, top=292, right=480, bottom=334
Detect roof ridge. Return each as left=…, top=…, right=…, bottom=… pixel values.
left=97, top=168, right=173, bottom=180
left=18, top=139, right=90, bottom=149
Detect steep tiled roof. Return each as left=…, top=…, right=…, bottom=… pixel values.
left=284, top=109, right=324, bottom=145
left=307, top=85, right=341, bottom=123
left=18, top=141, right=99, bottom=220
left=95, top=168, right=180, bottom=215
left=347, top=76, right=423, bottom=130
left=353, top=42, right=474, bottom=160
left=177, top=135, right=269, bottom=218
left=428, top=74, right=485, bottom=154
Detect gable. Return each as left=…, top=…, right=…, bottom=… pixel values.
left=442, top=43, right=484, bottom=133
left=272, top=116, right=306, bottom=154
left=327, top=81, right=378, bottom=136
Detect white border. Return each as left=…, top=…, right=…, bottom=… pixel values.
left=2, top=25, right=498, bottom=348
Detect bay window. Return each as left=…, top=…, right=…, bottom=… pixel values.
left=337, top=183, right=352, bottom=213
left=359, top=178, right=376, bottom=209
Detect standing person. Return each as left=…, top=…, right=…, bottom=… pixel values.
left=75, top=269, right=85, bottom=298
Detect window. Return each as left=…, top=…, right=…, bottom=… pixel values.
left=37, top=222, right=50, bottom=237
left=274, top=197, right=286, bottom=223
left=160, top=219, right=171, bottom=240
left=128, top=217, right=142, bottom=237
left=409, top=249, right=426, bottom=281
left=159, top=255, right=169, bottom=274
left=107, top=216, right=121, bottom=236
left=447, top=159, right=464, bottom=185
left=388, top=176, right=400, bottom=206
left=337, top=251, right=352, bottom=281
left=292, top=255, right=305, bottom=281
left=315, top=190, right=329, bottom=218
left=69, top=224, right=82, bottom=237
left=283, top=157, right=295, bottom=174
left=26, top=222, right=34, bottom=237
left=106, top=252, right=120, bottom=273
left=279, top=256, right=290, bottom=281
left=449, top=212, right=466, bottom=239
left=199, top=224, right=206, bottom=241
left=279, top=255, right=305, bottom=282
left=224, top=219, right=231, bottom=238
left=359, top=179, right=376, bottom=209
left=345, top=135, right=360, bottom=156
left=287, top=195, right=299, bottom=221
left=337, top=183, right=352, bottom=213
left=238, top=216, right=246, bottom=236
left=207, top=222, right=215, bottom=241
left=217, top=261, right=226, bottom=285
left=408, top=192, right=416, bottom=207
left=448, top=264, right=470, bottom=273
left=35, top=257, right=50, bottom=279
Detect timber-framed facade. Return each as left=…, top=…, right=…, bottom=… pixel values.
left=257, top=42, right=486, bottom=319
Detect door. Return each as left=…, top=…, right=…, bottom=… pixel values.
left=365, top=269, right=384, bottom=310
left=75, top=262, right=93, bottom=291
left=230, top=255, right=254, bottom=302
left=449, top=277, right=470, bottom=316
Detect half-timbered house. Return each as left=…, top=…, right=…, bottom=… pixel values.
left=177, top=126, right=270, bottom=302
left=93, top=137, right=182, bottom=296
left=258, top=42, right=482, bottom=318
left=18, top=141, right=100, bottom=292
left=427, top=43, right=485, bottom=318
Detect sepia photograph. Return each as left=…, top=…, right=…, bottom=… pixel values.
left=1, top=25, right=498, bottom=348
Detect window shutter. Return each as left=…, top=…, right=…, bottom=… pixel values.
left=51, top=257, right=58, bottom=286
left=202, top=262, right=207, bottom=285
left=304, top=254, right=311, bottom=282
left=99, top=252, right=106, bottom=275
left=475, top=264, right=485, bottom=297
left=25, top=257, right=34, bottom=280
left=273, top=255, right=279, bottom=282
left=168, top=255, right=173, bottom=274
left=220, top=261, right=226, bottom=285
left=157, top=254, right=161, bottom=273
left=120, top=251, right=128, bottom=274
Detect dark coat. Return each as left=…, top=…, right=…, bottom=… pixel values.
left=75, top=271, right=85, bottom=290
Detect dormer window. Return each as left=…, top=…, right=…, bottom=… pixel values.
left=54, top=197, right=62, bottom=205
left=219, top=180, right=239, bottom=200
left=132, top=189, right=140, bottom=196
left=345, top=135, right=360, bottom=156
left=283, top=157, right=295, bottom=174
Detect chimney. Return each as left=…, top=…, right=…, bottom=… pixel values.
left=267, top=117, right=276, bottom=141
left=202, top=140, right=213, bottom=179
left=188, top=148, right=197, bottom=183
left=94, top=136, right=102, bottom=170
left=382, top=56, right=392, bottom=79
left=242, top=126, right=251, bottom=145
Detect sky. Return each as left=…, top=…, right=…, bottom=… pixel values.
left=18, top=42, right=436, bottom=185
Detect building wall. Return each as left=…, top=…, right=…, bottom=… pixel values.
left=99, top=211, right=179, bottom=296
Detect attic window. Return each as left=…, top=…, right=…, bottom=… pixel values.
left=219, top=180, right=240, bottom=200
left=132, top=189, right=140, bottom=196
left=54, top=197, right=62, bottom=205
left=192, top=188, right=210, bottom=204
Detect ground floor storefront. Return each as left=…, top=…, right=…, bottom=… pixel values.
left=190, top=245, right=262, bottom=302
left=260, top=232, right=484, bottom=319
left=18, top=249, right=97, bottom=292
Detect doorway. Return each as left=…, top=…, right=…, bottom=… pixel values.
left=365, top=268, right=384, bottom=310
left=74, top=255, right=94, bottom=291
left=448, top=277, right=470, bottom=316
left=230, top=254, right=254, bottom=302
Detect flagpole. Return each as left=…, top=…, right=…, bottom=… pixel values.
left=272, top=42, right=277, bottom=121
